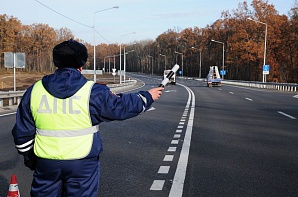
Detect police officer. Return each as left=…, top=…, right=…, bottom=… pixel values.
left=12, top=39, right=163, bottom=196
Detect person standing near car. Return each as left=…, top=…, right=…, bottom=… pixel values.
left=12, top=39, right=163, bottom=196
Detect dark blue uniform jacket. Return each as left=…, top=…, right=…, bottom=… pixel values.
left=12, top=68, right=154, bottom=161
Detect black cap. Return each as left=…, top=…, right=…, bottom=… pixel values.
left=53, top=39, right=88, bottom=68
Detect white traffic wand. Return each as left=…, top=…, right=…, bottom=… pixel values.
left=158, top=64, right=180, bottom=87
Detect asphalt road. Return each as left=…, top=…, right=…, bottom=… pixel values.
left=0, top=74, right=297, bottom=197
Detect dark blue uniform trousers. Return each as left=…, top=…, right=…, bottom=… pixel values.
left=31, top=156, right=100, bottom=197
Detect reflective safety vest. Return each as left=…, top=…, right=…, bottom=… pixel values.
left=31, top=80, right=96, bottom=160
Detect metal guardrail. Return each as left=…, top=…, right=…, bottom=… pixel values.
left=222, top=80, right=298, bottom=92
left=0, top=91, right=24, bottom=107
left=0, top=80, right=137, bottom=107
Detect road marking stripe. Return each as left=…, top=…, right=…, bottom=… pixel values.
left=168, top=147, right=177, bottom=152
left=174, top=134, right=181, bottom=138
left=277, top=111, right=297, bottom=119
left=150, top=83, right=194, bottom=195
left=229, top=92, right=234, bottom=94
left=163, top=155, right=174, bottom=161
left=294, top=95, right=298, bottom=99
left=150, top=180, right=165, bottom=190
left=147, top=107, right=156, bottom=111
left=179, top=122, right=185, bottom=125
left=0, top=112, right=16, bottom=117
left=158, top=166, right=170, bottom=174
left=169, top=84, right=195, bottom=197
left=245, top=97, right=253, bottom=101
left=171, top=140, right=179, bottom=144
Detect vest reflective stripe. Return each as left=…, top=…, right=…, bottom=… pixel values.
left=31, top=80, right=96, bottom=160
left=36, top=125, right=99, bottom=137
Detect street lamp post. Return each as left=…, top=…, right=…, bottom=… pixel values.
left=119, top=32, right=136, bottom=84
left=108, top=56, right=111, bottom=73
left=247, top=18, right=267, bottom=83
left=191, top=47, right=202, bottom=78
left=159, top=54, right=166, bottom=70
left=93, top=6, right=119, bottom=82
left=103, top=56, right=107, bottom=72
left=124, top=43, right=136, bottom=82
left=113, top=55, right=116, bottom=70
left=147, top=55, right=153, bottom=75
left=211, top=39, right=225, bottom=80
left=175, top=51, right=183, bottom=77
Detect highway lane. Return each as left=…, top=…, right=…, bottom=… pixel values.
left=183, top=79, right=298, bottom=196
left=0, top=74, right=297, bottom=196
left=98, top=75, right=194, bottom=197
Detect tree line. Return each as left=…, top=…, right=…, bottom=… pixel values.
left=0, top=0, right=297, bottom=83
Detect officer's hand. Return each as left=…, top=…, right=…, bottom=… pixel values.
left=148, top=87, right=164, bottom=101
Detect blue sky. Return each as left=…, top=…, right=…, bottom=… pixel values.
left=0, top=0, right=295, bottom=44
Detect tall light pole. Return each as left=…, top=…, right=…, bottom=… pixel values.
left=247, top=18, right=267, bottom=83
left=124, top=43, right=136, bottom=82
left=147, top=55, right=153, bottom=75
left=175, top=51, right=183, bottom=77
left=211, top=39, right=225, bottom=80
left=93, top=6, right=119, bottom=82
left=108, top=56, right=111, bottom=73
left=159, top=54, right=166, bottom=70
left=191, top=47, right=202, bottom=78
left=103, top=56, right=107, bottom=72
left=113, top=54, right=117, bottom=70
left=119, top=32, right=135, bottom=84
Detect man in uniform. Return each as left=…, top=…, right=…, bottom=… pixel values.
left=12, top=39, right=163, bottom=196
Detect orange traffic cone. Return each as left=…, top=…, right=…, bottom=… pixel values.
left=7, top=174, right=20, bottom=197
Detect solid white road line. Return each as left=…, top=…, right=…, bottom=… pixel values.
left=150, top=83, right=194, bottom=194
left=277, top=111, right=297, bottom=119
left=0, top=112, right=16, bottom=117
left=169, top=84, right=195, bottom=197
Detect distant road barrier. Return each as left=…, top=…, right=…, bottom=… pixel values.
left=222, top=80, right=298, bottom=92
left=0, top=80, right=137, bottom=108
left=0, top=91, right=23, bottom=107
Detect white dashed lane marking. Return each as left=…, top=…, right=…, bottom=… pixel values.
left=150, top=180, right=165, bottom=190
left=163, top=155, right=174, bottom=162
left=149, top=84, right=195, bottom=196
left=174, top=134, right=181, bottom=138
left=171, top=140, right=179, bottom=145
left=158, top=166, right=170, bottom=174
left=168, top=147, right=177, bottom=152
